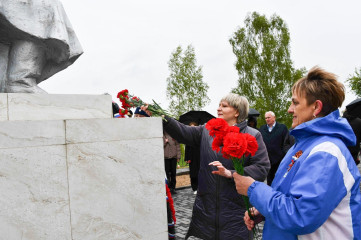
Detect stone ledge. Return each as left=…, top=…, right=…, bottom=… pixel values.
left=177, top=167, right=190, bottom=176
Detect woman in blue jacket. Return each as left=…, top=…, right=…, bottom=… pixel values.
left=230, top=67, right=361, bottom=239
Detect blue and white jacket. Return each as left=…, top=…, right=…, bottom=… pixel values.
left=248, top=110, right=361, bottom=239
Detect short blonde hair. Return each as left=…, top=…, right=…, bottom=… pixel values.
left=220, top=93, right=249, bottom=123
left=292, top=66, right=345, bottom=116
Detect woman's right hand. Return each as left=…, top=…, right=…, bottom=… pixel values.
left=244, top=207, right=262, bottom=230
left=209, top=161, right=232, bottom=178
left=140, top=104, right=152, bottom=117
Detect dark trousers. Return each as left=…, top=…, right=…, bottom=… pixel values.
left=267, top=161, right=281, bottom=186
left=190, top=177, right=198, bottom=191
left=165, top=158, right=177, bottom=190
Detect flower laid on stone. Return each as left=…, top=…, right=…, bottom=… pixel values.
left=117, top=89, right=171, bottom=118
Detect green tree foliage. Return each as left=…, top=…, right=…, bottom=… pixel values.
left=346, top=68, right=361, bottom=97
left=229, top=12, right=305, bottom=127
left=166, top=45, right=210, bottom=118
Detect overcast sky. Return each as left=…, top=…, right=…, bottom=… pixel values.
left=40, top=0, right=361, bottom=117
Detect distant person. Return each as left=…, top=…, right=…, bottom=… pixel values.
left=112, top=101, right=120, bottom=117
left=134, top=107, right=149, bottom=118
left=247, top=116, right=258, bottom=130
left=126, top=109, right=133, bottom=118
left=163, top=131, right=181, bottom=194
left=260, top=111, right=291, bottom=185
left=184, top=122, right=201, bottom=194
left=104, top=93, right=121, bottom=118
left=343, top=110, right=361, bottom=165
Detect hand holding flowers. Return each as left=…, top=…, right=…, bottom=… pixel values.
left=116, top=89, right=171, bottom=118
left=244, top=207, right=264, bottom=231
left=233, top=173, right=255, bottom=196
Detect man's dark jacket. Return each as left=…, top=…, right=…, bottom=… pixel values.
left=259, top=122, right=291, bottom=165
left=343, top=113, right=361, bottom=164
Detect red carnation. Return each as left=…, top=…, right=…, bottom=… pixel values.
left=243, top=133, right=258, bottom=157
left=221, top=132, right=247, bottom=159
left=212, top=136, right=224, bottom=152
left=206, top=118, right=231, bottom=138
left=119, top=109, right=128, bottom=115
left=117, top=89, right=129, bottom=99
left=229, top=126, right=240, bottom=133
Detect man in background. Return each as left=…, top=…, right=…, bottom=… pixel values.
left=134, top=107, right=149, bottom=118
left=260, top=111, right=292, bottom=185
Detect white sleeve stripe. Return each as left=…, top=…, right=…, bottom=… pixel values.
left=308, top=141, right=355, bottom=191
left=299, top=141, right=355, bottom=240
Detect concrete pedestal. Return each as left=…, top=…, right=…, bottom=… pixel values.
left=0, top=93, right=167, bottom=240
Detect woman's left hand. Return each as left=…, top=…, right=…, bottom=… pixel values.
left=233, top=172, right=255, bottom=196
left=209, top=161, right=232, bottom=178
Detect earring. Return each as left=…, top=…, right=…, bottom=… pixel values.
left=313, top=113, right=316, bottom=119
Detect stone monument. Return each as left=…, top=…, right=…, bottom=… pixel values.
left=0, top=0, right=83, bottom=93
left=0, top=94, right=168, bottom=239
left=0, top=1, right=168, bottom=239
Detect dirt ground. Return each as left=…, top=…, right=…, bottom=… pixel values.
left=176, top=174, right=191, bottom=188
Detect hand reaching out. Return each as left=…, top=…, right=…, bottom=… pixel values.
left=140, top=104, right=152, bottom=117
left=209, top=161, right=232, bottom=178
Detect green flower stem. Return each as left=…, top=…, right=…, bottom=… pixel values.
left=231, top=156, right=259, bottom=237
left=129, top=95, right=172, bottom=120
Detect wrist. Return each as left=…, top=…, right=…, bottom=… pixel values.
left=226, top=169, right=233, bottom=178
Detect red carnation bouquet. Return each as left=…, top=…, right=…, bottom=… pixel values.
left=116, top=89, right=171, bottom=118
left=206, top=118, right=260, bottom=236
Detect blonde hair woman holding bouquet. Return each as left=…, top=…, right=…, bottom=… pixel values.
left=143, top=93, right=270, bottom=240
left=234, top=67, right=361, bottom=240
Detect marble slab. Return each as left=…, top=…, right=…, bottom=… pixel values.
left=7, top=94, right=112, bottom=121
left=0, top=120, right=65, bottom=149
left=67, top=138, right=167, bottom=240
left=0, top=145, right=71, bottom=240
left=0, top=93, right=7, bottom=121
left=66, top=117, right=163, bottom=144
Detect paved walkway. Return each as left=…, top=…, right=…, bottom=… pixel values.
left=172, top=186, right=263, bottom=240
left=172, top=187, right=195, bottom=239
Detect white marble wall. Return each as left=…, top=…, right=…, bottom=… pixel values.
left=66, top=117, right=166, bottom=240
left=6, top=93, right=112, bottom=121
left=0, top=145, right=70, bottom=240
left=0, top=94, right=167, bottom=240
left=0, top=94, right=7, bottom=120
